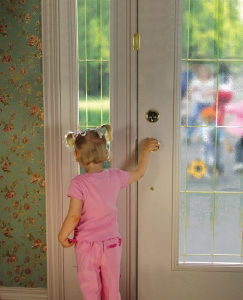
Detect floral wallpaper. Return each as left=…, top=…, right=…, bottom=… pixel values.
left=0, top=0, right=46, bottom=288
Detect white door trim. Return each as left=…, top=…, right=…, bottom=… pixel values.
left=42, top=0, right=65, bottom=299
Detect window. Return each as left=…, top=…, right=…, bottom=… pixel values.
left=180, top=0, right=243, bottom=264
left=77, top=0, right=110, bottom=130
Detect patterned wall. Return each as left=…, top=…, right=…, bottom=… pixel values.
left=0, top=0, right=46, bottom=288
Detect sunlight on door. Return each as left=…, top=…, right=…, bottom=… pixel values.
left=180, top=0, right=243, bottom=264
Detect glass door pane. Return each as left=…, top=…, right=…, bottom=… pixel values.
left=180, top=0, right=243, bottom=265
left=77, top=0, right=110, bottom=130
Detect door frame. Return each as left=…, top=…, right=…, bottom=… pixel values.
left=42, top=0, right=138, bottom=299
left=42, top=0, right=65, bottom=299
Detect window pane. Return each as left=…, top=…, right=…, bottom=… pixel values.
left=214, top=194, right=243, bottom=255
left=180, top=130, right=187, bottom=191
left=86, top=0, right=101, bottom=60
left=77, top=0, right=110, bottom=130
left=77, top=0, right=85, bottom=60
left=79, top=62, right=86, bottom=127
left=179, top=193, right=186, bottom=261
left=180, top=0, right=243, bottom=265
left=189, top=0, right=218, bottom=59
left=102, top=0, right=110, bottom=60
left=185, top=193, right=214, bottom=256
left=102, top=61, right=110, bottom=124
left=182, top=0, right=189, bottom=59
left=219, top=0, right=243, bottom=59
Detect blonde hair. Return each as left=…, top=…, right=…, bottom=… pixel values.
left=64, top=124, right=112, bottom=165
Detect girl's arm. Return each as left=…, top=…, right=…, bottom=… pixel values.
left=129, top=138, right=159, bottom=184
left=58, top=197, right=83, bottom=248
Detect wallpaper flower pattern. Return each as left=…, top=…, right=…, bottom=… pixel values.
left=0, top=0, right=46, bottom=288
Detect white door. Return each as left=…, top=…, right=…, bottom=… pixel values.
left=58, top=1, right=134, bottom=299
left=138, top=0, right=243, bottom=299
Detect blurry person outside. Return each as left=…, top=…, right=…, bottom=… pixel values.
left=200, top=107, right=232, bottom=177
left=225, top=101, right=243, bottom=172
left=187, top=64, right=215, bottom=144
left=213, top=90, right=233, bottom=126
left=181, top=63, right=199, bottom=128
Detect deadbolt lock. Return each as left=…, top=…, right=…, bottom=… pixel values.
left=145, top=109, right=160, bottom=123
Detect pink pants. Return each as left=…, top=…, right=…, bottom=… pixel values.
left=75, top=238, right=122, bottom=300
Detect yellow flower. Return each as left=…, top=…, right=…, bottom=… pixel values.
left=187, top=160, right=207, bottom=179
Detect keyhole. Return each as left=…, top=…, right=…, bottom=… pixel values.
left=145, top=109, right=160, bottom=123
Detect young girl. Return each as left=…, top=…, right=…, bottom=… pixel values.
left=58, top=124, right=159, bottom=300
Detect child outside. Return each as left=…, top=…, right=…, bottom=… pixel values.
left=187, top=64, right=215, bottom=143
left=224, top=101, right=243, bottom=171
left=200, top=107, right=232, bottom=176
left=213, top=90, right=233, bottom=126
left=58, top=124, right=159, bottom=300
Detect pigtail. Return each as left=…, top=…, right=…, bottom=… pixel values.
left=64, top=132, right=76, bottom=148
left=102, top=124, right=113, bottom=141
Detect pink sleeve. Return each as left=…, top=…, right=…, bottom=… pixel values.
left=67, top=178, right=84, bottom=200
left=225, top=103, right=243, bottom=117
left=115, top=169, right=130, bottom=188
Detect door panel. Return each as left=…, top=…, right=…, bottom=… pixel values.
left=137, top=0, right=243, bottom=299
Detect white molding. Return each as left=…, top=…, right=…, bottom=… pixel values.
left=172, top=0, right=183, bottom=272
left=42, top=0, right=64, bottom=300
left=0, top=287, right=47, bottom=300
left=59, top=0, right=80, bottom=297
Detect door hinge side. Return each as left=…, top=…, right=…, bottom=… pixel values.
left=133, top=33, right=140, bottom=50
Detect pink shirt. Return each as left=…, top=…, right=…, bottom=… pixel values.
left=67, top=169, right=130, bottom=242
left=225, top=102, right=243, bottom=137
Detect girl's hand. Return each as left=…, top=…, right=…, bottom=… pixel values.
left=143, top=138, right=160, bottom=152
left=128, top=138, right=159, bottom=183
left=59, top=237, right=77, bottom=248
left=58, top=198, right=82, bottom=248
left=128, top=138, right=160, bottom=184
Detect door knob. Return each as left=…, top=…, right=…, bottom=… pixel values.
left=145, top=109, right=160, bottom=123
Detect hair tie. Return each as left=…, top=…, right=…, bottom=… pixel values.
left=73, top=127, right=104, bottom=139
left=96, top=126, right=104, bottom=138
left=73, top=130, right=89, bottom=138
